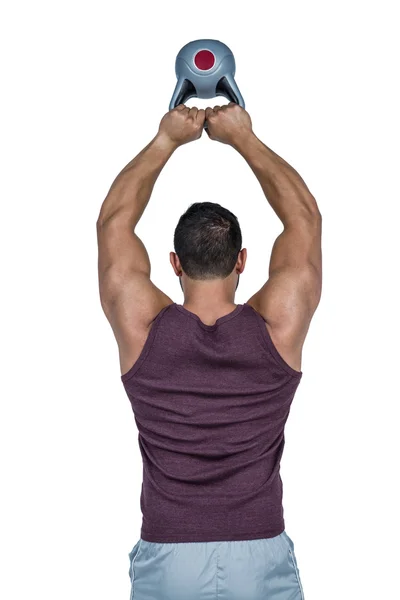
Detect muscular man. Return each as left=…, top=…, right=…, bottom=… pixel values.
left=96, top=103, right=322, bottom=600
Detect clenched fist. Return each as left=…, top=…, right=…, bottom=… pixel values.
left=205, top=103, right=253, bottom=147
left=157, top=105, right=206, bottom=149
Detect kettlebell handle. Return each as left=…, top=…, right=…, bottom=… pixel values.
left=171, top=75, right=245, bottom=130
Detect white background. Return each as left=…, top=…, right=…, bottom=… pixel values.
left=1, top=1, right=399, bottom=599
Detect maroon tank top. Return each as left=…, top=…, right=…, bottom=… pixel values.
left=121, top=302, right=302, bottom=543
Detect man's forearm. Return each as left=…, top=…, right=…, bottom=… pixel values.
left=233, top=133, right=320, bottom=226
left=97, top=134, right=177, bottom=228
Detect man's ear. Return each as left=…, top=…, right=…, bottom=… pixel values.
left=170, top=251, right=182, bottom=276
left=237, top=248, right=247, bottom=274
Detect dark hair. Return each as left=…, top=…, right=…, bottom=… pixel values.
left=173, top=202, right=242, bottom=280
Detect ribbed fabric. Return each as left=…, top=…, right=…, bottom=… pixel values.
left=121, top=302, right=302, bottom=543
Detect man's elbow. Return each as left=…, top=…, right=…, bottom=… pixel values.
left=302, top=194, right=322, bottom=223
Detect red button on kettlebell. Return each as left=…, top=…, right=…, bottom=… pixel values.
left=194, top=50, right=215, bottom=70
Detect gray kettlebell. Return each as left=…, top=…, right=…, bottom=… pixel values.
left=169, top=39, right=245, bottom=129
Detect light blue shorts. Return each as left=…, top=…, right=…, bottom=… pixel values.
left=128, top=530, right=305, bottom=599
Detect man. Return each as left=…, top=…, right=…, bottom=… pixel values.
left=96, top=103, right=322, bottom=600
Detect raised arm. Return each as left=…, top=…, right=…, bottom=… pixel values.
left=96, top=105, right=206, bottom=376
left=205, top=103, right=322, bottom=373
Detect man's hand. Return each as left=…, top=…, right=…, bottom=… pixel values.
left=157, top=104, right=206, bottom=149
left=205, top=103, right=253, bottom=147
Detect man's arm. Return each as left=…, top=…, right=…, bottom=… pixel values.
left=96, top=105, right=206, bottom=376
left=238, top=135, right=322, bottom=372
left=206, top=104, right=322, bottom=372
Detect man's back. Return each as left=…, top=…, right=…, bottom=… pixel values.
left=121, top=302, right=302, bottom=543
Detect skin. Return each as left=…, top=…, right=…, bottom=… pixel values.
left=96, top=103, right=322, bottom=376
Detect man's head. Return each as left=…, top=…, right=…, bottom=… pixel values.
left=170, top=202, right=247, bottom=298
